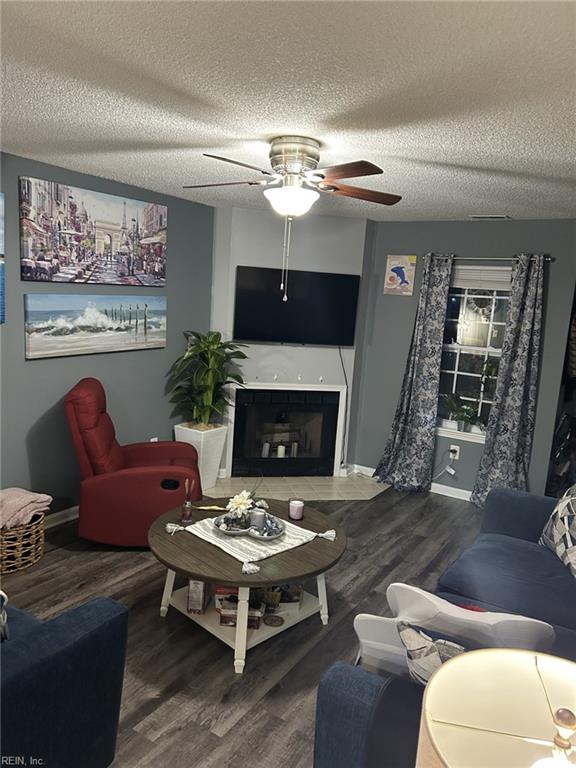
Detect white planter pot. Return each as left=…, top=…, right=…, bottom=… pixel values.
left=442, top=419, right=459, bottom=431
left=174, top=423, right=228, bottom=491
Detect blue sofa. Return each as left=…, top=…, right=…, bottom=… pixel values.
left=437, top=487, right=576, bottom=660
left=314, top=487, right=576, bottom=768
left=1, top=597, right=128, bottom=768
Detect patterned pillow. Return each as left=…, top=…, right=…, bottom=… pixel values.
left=540, top=486, right=576, bottom=577
left=397, top=621, right=465, bottom=685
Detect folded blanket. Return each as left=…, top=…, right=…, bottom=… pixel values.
left=0, top=488, right=52, bottom=530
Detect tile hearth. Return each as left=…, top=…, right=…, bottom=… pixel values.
left=204, top=472, right=384, bottom=501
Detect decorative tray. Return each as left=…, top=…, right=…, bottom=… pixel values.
left=213, top=512, right=286, bottom=541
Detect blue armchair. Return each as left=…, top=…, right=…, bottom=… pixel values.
left=1, top=597, right=128, bottom=768
left=314, top=662, right=422, bottom=768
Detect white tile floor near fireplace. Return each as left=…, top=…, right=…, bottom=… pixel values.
left=204, top=472, right=385, bottom=501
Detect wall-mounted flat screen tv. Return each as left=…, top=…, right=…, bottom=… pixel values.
left=233, top=266, right=360, bottom=346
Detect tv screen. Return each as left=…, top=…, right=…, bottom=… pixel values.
left=233, top=266, right=360, bottom=346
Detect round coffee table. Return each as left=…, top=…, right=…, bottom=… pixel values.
left=148, top=498, right=347, bottom=673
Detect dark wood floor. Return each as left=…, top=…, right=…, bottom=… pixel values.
left=4, top=489, right=481, bottom=768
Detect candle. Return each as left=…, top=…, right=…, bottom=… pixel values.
left=181, top=501, right=193, bottom=524
left=277, top=444, right=286, bottom=458
left=289, top=499, right=304, bottom=521
left=250, top=509, right=266, bottom=529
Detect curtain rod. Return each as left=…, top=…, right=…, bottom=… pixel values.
left=432, top=255, right=553, bottom=262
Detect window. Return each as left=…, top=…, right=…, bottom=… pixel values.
left=437, top=266, right=511, bottom=435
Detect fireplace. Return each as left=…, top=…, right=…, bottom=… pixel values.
left=231, top=388, right=341, bottom=477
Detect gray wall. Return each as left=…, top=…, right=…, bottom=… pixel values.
left=349, top=219, right=576, bottom=494
left=211, top=206, right=367, bottom=474
left=346, top=219, right=377, bottom=463
left=211, top=206, right=366, bottom=385
left=0, top=153, right=213, bottom=510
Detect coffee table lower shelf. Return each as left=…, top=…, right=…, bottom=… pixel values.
left=169, top=586, right=322, bottom=650
left=160, top=569, right=329, bottom=674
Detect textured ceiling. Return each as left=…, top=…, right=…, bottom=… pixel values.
left=1, top=1, right=575, bottom=221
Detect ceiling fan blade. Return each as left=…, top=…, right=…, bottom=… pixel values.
left=183, top=180, right=266, bottom=189
left=326, top=182, right=401, bottom=206
left=313, top=160, right=383, bottom=181
left=203, top=153, right=274, bottom=176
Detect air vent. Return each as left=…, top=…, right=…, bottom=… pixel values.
left=468, top=214, right=512, bottom=220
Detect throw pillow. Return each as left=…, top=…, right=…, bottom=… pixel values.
left=540, top=485, right=576, bottom=578
left=397, top=621, right=465, bottom=685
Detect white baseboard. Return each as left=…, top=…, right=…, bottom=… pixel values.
left=350, top=464, right=376, bottom=477
left=430, top=483, right=472, bottom=501
left=44, top=505, right=79, bottom=529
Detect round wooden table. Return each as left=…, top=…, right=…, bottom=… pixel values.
left=148, top=498, right=347, bottom=673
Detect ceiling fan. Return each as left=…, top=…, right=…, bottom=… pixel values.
left=183, top=135, right=401, bottom=217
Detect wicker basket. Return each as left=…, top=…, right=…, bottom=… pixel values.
left=0, top=511, right=45, bottom=574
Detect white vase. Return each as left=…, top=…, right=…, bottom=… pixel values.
left=174, top=423, right=228, bottom=491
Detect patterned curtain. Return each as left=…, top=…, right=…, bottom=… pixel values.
left=374, top=253, right=454, bottom=491
left=470, top=255, right=545, bottom=507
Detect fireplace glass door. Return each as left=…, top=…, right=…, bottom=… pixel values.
left=232, top=389, right=339, bottom=476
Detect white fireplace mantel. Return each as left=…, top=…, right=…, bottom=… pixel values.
left=222, top=382, right=348, bottom=478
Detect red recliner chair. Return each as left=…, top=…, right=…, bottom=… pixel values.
left=65, top=377, right=202, bottom=546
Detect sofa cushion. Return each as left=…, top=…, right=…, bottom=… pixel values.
left=438, top=533, right=576, bottom=630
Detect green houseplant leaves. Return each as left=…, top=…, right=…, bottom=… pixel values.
left=441, top=393, right=483, bottom=432
left=167, top=331, right=247, bottom=426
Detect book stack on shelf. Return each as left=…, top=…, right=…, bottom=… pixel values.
left=209, top=584, right=305, bottom=629
left=214, top=586, right=266, bottom=629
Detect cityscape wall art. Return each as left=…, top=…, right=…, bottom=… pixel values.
left=24, top=294, right=167, bottom=359
left=19, top=177, right=167, bottom=286
left=0, top=192, right=5, bottom=323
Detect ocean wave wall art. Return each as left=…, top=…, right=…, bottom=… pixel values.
left=24, top=294, right=167, bottom=359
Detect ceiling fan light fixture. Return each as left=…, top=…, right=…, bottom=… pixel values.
left=190, top=138, right=398, bottom=208
left=263, top=175, right=320, bottom=217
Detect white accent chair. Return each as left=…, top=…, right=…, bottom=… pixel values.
left=353, top=583, right=555, bottom=676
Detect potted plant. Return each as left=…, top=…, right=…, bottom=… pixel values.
left=441, top=394, right=480, bottom=433
left=167, top=331, right=247, bottom=489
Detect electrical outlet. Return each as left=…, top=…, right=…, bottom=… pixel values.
left=449, top=444, right=460, bottom=460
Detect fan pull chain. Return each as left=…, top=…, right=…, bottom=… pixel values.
left=280, top=215, right=289, bottom=290
left=283, top=216, right=293, bottom=302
